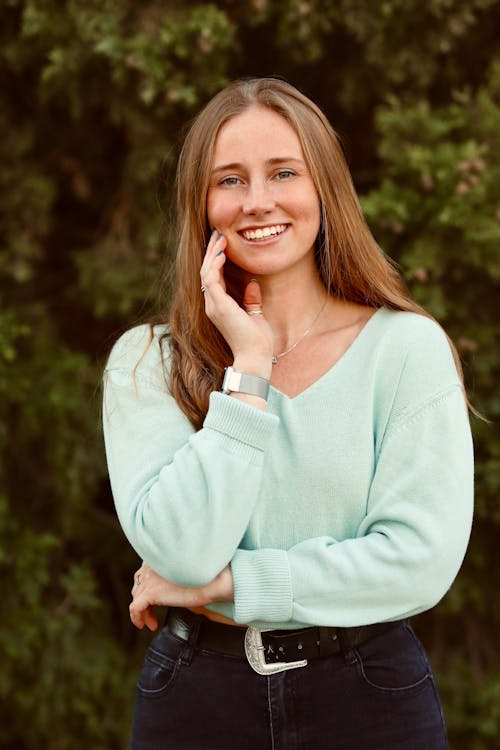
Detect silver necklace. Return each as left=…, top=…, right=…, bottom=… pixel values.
left=272, top=297, right=328, bottom=364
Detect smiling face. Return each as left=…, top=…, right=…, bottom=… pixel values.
left=206, top=106, right=321, bottom=280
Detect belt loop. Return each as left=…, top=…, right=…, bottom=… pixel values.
left=180, top=612, right=202, bottom=666
left=337, top=626, right=358, bottom=665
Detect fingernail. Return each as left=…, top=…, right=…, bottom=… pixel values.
left=216, top=249, right=225, bottom=256
left=217, top=233, right=224, bottom=240
left=210, top=228, right=216, bottom=237
left=250, top=278, right=257, bottom=283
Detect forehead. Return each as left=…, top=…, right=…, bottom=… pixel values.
left=212, top=106, right=304, bottom=164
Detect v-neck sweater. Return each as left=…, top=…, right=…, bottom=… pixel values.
left=103, top=307, right=473, bottom=629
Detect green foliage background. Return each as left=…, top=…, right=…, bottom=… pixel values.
left=1, top=1, right=499, bottom=747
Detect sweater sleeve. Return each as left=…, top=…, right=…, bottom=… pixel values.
left=102, top=326, right=279, bottom=586
left=230, top=327, right=474, bottom=627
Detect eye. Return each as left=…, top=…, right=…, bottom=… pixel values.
left=275, top=169, right=296, bottom=180
left=219, top=175, right=242, bottom=187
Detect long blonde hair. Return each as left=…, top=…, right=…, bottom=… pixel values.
left=164, top=77, right=463, bottom=429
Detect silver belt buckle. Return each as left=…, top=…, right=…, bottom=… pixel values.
left=244, top=627, right=308, bottom=675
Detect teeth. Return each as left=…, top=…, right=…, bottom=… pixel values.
left=242, top=224, right=287, bottom=241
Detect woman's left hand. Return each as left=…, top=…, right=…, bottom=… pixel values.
left=129, top=564, right=234, bottom=631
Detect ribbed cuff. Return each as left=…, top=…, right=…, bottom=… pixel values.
left=203, top=392, right=279, bottom=452
left=231, top=548, right=293, bottom=624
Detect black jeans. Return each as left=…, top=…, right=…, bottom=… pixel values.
left=131, top=620, right=448, bottom=749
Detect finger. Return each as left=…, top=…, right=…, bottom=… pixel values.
left=132, top=563, right=148, bottom=588
left=202, top=228, right=218, bottom=259
left=201, top=231, right=224, bottom=272
left=201, top=235, right=227, bottom=296
left=209, top=231, right=226, bottom=255
left=129, top=599, right=145, bottom=630
left=243, top=278, right=264, bottom=313
left=131, top=571, right=141, bottom=595
left=143, top=606, right=159, bottom=632
left=244, top=279, right=262, bottom=306
left=208, top=228, right=220, bottom=247
left=201, top=240, right=226, bottom=284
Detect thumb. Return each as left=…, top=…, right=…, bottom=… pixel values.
left=243, top=279, right=263, bottom=312
left=144, top=606, right=159, bottom=632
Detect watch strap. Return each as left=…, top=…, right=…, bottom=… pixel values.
left=222, top=367, right=269, bottom=400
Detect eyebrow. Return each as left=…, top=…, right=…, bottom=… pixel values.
left=211, top=157, right=305, bottom=174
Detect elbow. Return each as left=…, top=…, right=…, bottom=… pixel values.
left=119, top=488, right=239, bottom=586
left=398, top=514, right=472, bottom=613
left=147, top=551, right=227, bottom=588
left=126, top=526, right=231, bottom=587
left=410, top=549, right=468, bottom=614
left=165, top=537, right=235, bottom=586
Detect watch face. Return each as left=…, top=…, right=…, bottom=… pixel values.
left=222, top=366, right=237, bottom=393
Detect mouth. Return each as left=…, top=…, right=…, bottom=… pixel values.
left=238, top=224, right=289, bottom=242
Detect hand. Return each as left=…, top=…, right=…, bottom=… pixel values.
left=129, top=564, right=234, bottom=631
left=200, top=231, right=273, bottom=375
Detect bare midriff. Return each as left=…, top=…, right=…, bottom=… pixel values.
left=188, top=605, right=246, bottom=627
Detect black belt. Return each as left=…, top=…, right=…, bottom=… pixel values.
left=166, top=607, right=405, bottom=675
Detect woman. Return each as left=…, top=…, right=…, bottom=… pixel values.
left=103, top=78, right=473, bottom=749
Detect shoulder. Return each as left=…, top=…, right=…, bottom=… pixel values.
left=374, top=307, right=450, bottom=347
left=370, top=308, right=463, bottom=426
left=105, top=323, right=170, bottom=389
left=372, top=308, right=457, bottom=375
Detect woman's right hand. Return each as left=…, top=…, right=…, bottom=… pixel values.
left=200, top=231, right=273, bottom=377
left=129, top=564, right=234, bottom=631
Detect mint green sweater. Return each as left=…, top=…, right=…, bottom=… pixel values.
left=103, top=308, right=473, bottom=630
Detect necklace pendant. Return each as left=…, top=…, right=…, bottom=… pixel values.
left=271, top=355, right=278, bottom=364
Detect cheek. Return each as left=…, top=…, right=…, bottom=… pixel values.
left=294, top=199, right=321, bottom=240
left=206, top=195, right=216, bottom=230
left=285, top=184, right=321, bottom=228
left=206, top=192, right=238, bottom=230
left=308, top=198, right=321, bottom=239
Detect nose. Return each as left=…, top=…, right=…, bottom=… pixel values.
left=242, top=178, right=275, bottom=215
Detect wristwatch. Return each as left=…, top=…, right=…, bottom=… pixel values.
left=221, top=366, right=270, bottom=400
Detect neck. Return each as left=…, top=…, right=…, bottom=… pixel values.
left=254, top=268, right=329, bottom=352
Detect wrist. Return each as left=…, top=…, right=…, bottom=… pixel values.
left=219, top=566, right=234, bottom=603
left=205, top=566, right=234, bottom=604
left=232, top=357, right=273, bottom=380
left=221, top=366, right=270, bottom=410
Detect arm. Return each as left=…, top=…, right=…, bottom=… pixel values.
left=128, top=563, right=234, bottom=631
left=103, top=347, right=278, bottom=586
left=229, top=383, right=473, bottom=626
left=226, top=315, right=474, bottom=627
left=103, top=233, right=277, bottom=587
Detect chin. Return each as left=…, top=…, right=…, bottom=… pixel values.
left=229, top=258, right=281, bottom=278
